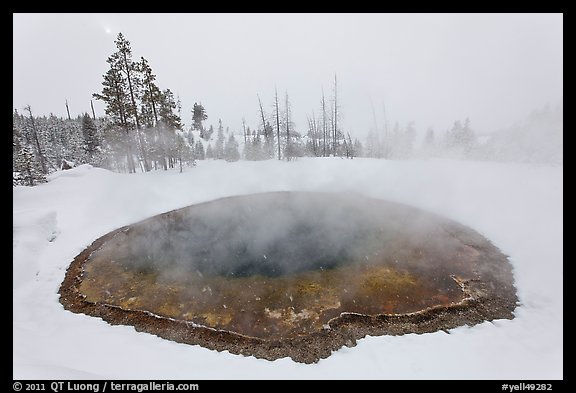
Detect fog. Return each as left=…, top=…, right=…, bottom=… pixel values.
left=79, top=191, right=516, bottom=341
left=97, top=191, right=489, bottom=281
left=13, top=13, right=562, bottom=138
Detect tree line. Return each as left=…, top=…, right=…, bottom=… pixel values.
left=14, top=32, right=492, bottom=187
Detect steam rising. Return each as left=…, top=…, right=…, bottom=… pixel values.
left=75, top=191, right=516, bottom=341
left=108, top=192, right=470, bottom=278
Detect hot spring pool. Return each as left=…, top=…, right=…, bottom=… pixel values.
left=59, top=192, right=517, bottom=363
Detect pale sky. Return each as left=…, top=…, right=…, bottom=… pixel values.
left=13, top=13, right=563, bottom=138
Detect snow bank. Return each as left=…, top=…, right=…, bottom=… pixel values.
left=13, top=158, right=562, bottom=379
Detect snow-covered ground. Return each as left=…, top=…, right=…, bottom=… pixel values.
left=13, top=158, right=563, bottom=379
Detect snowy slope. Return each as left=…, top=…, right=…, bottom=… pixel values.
left=13, top=158, right=562, bottom=379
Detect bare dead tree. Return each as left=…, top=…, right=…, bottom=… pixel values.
left=382, top=102, right=389, bottom=159
left=333, top=74, right=338, bottom=156
left=274, top=88, right=281, bottom=161
left=116, top=34, right=149, bottom=172
left=370, top=97, right=381, bottom=158
left=24, top=105, right=48, bottom=174
left=285, top=91, right=291, bottom=161
left=347, top=132, right=354, bottom=159
left=321, top=89, right=327, bottom=157
left=257, top=94, right=275, bottom=159
left=90, top=99, right=96, bottom=120
left=307, top=112, right=318, bottom=156
left=311, top=111, right=318, bottom=156
left=65, top=100, right=71, bottom=121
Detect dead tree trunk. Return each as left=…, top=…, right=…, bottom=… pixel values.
left=65, top=100, right=71, bottom=121
left=274, top=88, right=281, bottom=161
left=24, top=105, right=48, bottom=174
left=122, top=51, right=149, bottom=172
left=257, top=94, right=271, bottom=159
left=285, top=92, right=291, bottom=161
left=333, top=74, right=338, bottom=157
left=322, top=91, right=327, bottom=157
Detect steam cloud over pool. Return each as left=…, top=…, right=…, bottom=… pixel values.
left=59, top=192, right=517, bottom=363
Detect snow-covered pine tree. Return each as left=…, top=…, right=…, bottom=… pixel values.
left=353, top=138, right=363, bottom=157
left=158, top=88, right=184, bottom=168
left=224, top=134, right=240, bottom=162
left=44, top=115, right=64, bottom=168
left=62, top=119, right=84, bottom=167
left=421, top=127, right=436, bottom=157
left=205, top=124, right=214, bottom=140
left=243, top=133, right=254, bottom=160
left=139, top=56, right=166, bottom=170
left=262, top=121, right=275, bottom=159
left=205, top=144, right=214, bottom=159
left=214, top=119, right=225, bottom=159
left=81, top=113, right=100, bottom=163
left=174, top=133, right=192, bottom=173
left=93, top=43, right=136, bottom=173
left=424, top=127, right=435, bottom=148
left=251, top=133, right=263, bottom=160
left=23, top=105, right=48, bottom=174
left=14, top=142, right=46, bottom=186
left=192, top=103, right=208, bottom=138
left=460, top=118, right=477, bottom=154
left=194, top=139, right=205, bottom=160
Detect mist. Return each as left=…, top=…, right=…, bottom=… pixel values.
left=13, top=13, right=562, bottom=138
left=94, top=191, right=490, bottom=281
left=13, top=12, right=562, bottom=376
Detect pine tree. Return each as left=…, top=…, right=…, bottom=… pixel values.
left=115, top=33, right=150, bottom=171
left=446, top=120, right=463, bottom=149
left=174, top=133, right=192, bottom=173
left=110, top=35, right=144, bottom=170
left=139, top=57, right=162, bottom=128
left=24, top=105, right=48, bottom=174
left=364, top=131, right=380, bottom=158
left=224, top=134, right=240, bottom=162
left=252, top=133, right=264, bottom=160
left=263, top=121, right=275, bottom=159
left=214, top=119, right=225, bottom=159
left=93, top=40, right=136, bottom=172
left=332, top=74, right=339, bottom=156
left=14, top=143, right=46, bottom=186
left=13, top=119, right=22, bottom=172
left=192, top=103, right=208, bottom=137
left=157, top=89, right=183, bottom=168
left=194, top=140, right=205, bottom=160
left=243, top=134, right=254, bottom=160
left=344, top=133, right=355, bottom=159
left=284, top=92, right=292, bottom=161
left=403, top=121, right=416, bottom=159
left=45, top=114, right=64, bottom=167
left=419, top=127, right=435, bottom=158
left=158, top=89, right=182, bottom=130
left=321, top=90, right=328, bottom=157
left=205, top=124, right=214, bottom=140
left=139, top=56, right=166, bottom=170
left=205, top=144, right=214, bottom=159
left=63, top=120, right=84, bottom=166
left=461, top=117, right=477, bottom=153
left=424, top=127, right=435, bottom=147
left=445, top=118, right=476, bottom=156
left=81, top=113, right=100, bottom=162
left=353, top=138, right=363, bottom=157
left=274, top=89, right=281, bottom=160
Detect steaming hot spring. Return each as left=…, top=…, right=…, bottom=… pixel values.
left=59, top=192, right=517, bottom=363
